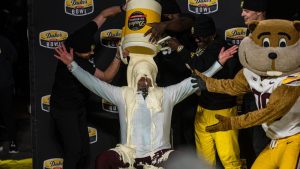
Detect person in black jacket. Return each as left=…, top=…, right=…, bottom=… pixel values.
left=166, top=15, right=241, bottom=169
left=50, top=5, right=126, bottom=169
left=0, top=34, right=18, bottom=153
left=190, top=15, right=242, bottom=169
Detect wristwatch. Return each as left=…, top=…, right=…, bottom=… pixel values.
left=176, top=45, right=184, bottom=53
left=67, top=63, right=73, bottom=71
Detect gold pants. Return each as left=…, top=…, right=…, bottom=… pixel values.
left=251, top=133, right=300, bottom=169
left=194, top=105, right=242, bottom=169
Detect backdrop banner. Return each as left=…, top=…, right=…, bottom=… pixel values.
left=28, top=0, right=244, bottom=169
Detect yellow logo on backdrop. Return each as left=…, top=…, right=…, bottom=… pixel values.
left=88, top=127, right=97, bottom=144
left=188, top=0, right=218, bottom=14
left=65, top=0, right=94, bottom=16
left=43, top=158, right=63, bottom=169
left=100, top=29, right=122, bottom=48
left=225, top=27, right=247, bottom=45
left=39, top=30, right=68, bottom=49
left=41, top=95, right=51, bottom=112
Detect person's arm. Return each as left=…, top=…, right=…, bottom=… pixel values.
left=165, top=77, right=198, bottom=105
left=94, top=48, right=129, bottom=82
left=168, top=37, right=238, bottom=77
left=195, top=69, right=251, bottom=96
left=54, top=44, right=123, bottom=104
left=202, top=45, right=239, bottom=77
left=144, top=15, right=194, bottom=43
left=93, top=4, right=126, bottom=28
left=206, top=85, right=300, bottom=132
left=94, top=59, right=121, bottom=83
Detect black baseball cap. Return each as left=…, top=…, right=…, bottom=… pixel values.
left=192, top=15, right=216, bottom=38
left=242, top=0, right=267, bottom=12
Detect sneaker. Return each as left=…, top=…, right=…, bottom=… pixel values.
left=8, top=141, right=19, bottom=153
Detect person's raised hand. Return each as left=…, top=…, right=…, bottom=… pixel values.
left=144, top=22, right=167, bottom=43
left=218, top=45, right=238, bottom=65
left=54, top=43, right=74, bottom=66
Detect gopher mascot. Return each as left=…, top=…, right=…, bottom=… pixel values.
left=195, top=19, right=300, bottom=169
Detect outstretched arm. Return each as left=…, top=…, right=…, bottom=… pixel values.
left=55, top=43, right=127, bottom=83
left=166, top=38, right=238, bottom=77
left=195, top=69, right=251, bottom=95
left=54, top=44, right=123, bottom=104
left=206, top=85, right=300, bottom=132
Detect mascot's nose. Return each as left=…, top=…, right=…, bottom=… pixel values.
left=268, top=52, right=277, bottom=60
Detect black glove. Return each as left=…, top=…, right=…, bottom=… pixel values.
left=191, top=73, right=207, bottom=91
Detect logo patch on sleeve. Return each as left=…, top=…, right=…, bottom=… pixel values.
left=282, top=74, right=300, bottom=86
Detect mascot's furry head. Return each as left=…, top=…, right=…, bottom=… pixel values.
left=239, top=19, right=300, bottom=77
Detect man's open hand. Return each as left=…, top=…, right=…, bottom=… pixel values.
left=218, top=45, right=238, bottom=65
left=54, top=43, right=74, bottom=66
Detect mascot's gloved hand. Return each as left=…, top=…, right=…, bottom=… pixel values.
left=205, top=114, right=232, bottom=132
left=191, top=73, right=207, bottom=91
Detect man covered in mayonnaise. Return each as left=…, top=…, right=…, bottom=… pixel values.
left=54, top=43, right=233, bottom=169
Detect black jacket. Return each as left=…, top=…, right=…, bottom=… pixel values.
left=0, top=35, right=17, bottom=88
left=50, top=22, right=97, bottom=110
left=185, top=38, right=242, bottom=110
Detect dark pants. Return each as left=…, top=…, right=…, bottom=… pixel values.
left=95, top=149, right=174, bottom=169
left=0, top=86, right=17, bottom=141
left=51, top=107, right=90, bottom=169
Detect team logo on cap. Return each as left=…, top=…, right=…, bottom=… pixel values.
left=100, top=29, right=122, bottom=48
left=88, top=126, right=97, bottom=144
left=128, top=11, right=147, bottom=31
left=39, top=30, right=68, bottom=49
left=224, top=27, right=247, bottom=45
left=41, top=95, right=51, bottom=112
left=43, top=158, right=63, bottom=169
left=65, top=0, right=94, bottom=16
left=102, top=98, right=118, bottom=113
left=188, top=0, right=218, bottom=14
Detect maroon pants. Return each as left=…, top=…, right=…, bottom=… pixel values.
left=95, top=149, right=174, bottom=169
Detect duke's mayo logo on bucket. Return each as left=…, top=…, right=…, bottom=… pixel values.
left=39, top=30, right=68, bottom=49
left=88, top=126, right=97, bottom=144
left=100, top=29, right=122, bottom=48
left=188, top=0, right=218, bottom=14
left=43, top=158, right=63, bottom=169
left=65, top=0, right=94, bottom=16
left=128, top=11, right=147, bottom=31
left=41, top=95, right=51, bottom=112
left=102, top=98, right=118, bottom=113
left=225, top=27, right=247, bottom=45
